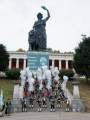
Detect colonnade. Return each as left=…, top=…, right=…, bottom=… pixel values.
left=9, top=58, right=73, bottom=70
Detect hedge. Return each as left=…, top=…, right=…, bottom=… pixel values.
left=5, top=68, right=20, bottom=80
left=59, top=69, right=74, bottom=80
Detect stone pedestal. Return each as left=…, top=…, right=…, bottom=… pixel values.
left=72, top=81, right=80, bottom=99
left=71, top=80, right=85, bottom=112
left=11, top=99, right=22, bottom=112
left=27, top=51, right=49, bottom=71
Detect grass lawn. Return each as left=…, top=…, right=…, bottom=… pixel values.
left=79, top=79, right=90, bottom=112
left=67, top=79, right=90, bottom=112
left=0, top=79, right=14, bottom=101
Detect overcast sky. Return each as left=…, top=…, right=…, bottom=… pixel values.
left=0, top=0, right=90, bottom=52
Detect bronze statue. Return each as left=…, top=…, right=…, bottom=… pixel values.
left=28, top=6, right=50, bottom=51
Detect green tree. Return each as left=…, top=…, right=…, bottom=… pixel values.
left=0, top=44, right=9, bottom=71
left=74, top=36, right=90, bottom=82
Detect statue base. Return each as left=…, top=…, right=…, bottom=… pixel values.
left=27, top=51, right=49, bottom=71
left=71, top=98, right=85, bottom=112
left=71, top=81, right=85, bottom=112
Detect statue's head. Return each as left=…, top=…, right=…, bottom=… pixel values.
left=37, top=12, right=43, bottom=20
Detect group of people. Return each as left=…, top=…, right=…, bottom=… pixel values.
left=20, top=66, right=60, bottom=94
left=20, top=69, right=70, bottom=112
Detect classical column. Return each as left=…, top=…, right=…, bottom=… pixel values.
left=52, top=59, right=54, bottom=68
left=59, top=60, right=61, bottom=70
left=16, top=58, right=19, bottom=68
left=23, top=59, right=26, bottom=69
left=9, top=58, right=12, bottom=69
left=66, top=60, right=68, bottom=69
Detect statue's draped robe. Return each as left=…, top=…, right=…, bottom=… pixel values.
left=28, top=19, right=47, bottom=51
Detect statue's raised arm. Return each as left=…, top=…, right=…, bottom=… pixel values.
left=41, top=6, right=50, bottom=21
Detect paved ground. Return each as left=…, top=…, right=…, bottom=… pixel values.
left=1, top=112, right=90, bottom=120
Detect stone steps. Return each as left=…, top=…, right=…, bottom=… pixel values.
left=12, top=98, right=71, bottom=112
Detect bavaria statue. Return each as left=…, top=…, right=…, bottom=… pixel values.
left=28, top=6, right=50, bottom=51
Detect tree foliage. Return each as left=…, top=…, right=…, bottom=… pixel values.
left=59, top=69, right=74, bottom=79
left=0, top=44, right=9, bottom=71
left=5, top=68, right=20, bottom=80
left=74, top=36, right=90, bottom=82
